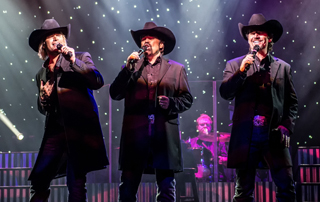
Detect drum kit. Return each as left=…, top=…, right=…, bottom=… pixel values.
left=190, top=147, right=211, bottom=179
left=197, top=132, right=230, bottom=142
left=187, top=132, right=231, bottom=181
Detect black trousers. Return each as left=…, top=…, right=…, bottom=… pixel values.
left=29, top=122, right=87, bottom=202
left=233, top=125, right=296, bottom=202
left=118, top=168, right=176, bottom=202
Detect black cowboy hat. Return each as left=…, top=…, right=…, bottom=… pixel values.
left=238, top=13, right=283, bottom=43
left=29, top=19, right=70, bottom=52
left=131, top=22, right=176, bottom=55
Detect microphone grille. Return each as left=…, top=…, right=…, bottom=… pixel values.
left=141, top=45, right=147, bottom=51
left=56, top=43, right=63, bottom=50
left=253, top=45, right=260, bottom=51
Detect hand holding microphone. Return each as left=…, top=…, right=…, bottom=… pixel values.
left=240, top=45, right=260, bottom=72
left=126, top=46, right=147, bottom=70
left=56, top=43, right=75, bottom=63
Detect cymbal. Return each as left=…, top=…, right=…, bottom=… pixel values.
left=197, top=132, right=231, bottom=142
left=199, top=132, right=231, bottom=136
left=197, top=134, right=215, bottom=142
left=218, top=132, right=231, bottom=136
left=218, top=132, right=231, bottom=142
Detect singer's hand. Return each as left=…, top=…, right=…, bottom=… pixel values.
left=158, top=95, right=169, bottom=109
left=240, top=54, right=255, bottom=72
left=126, top=52, right=139, bottom=70
left=277, top=125, right=290, bottom=148
left=58, top=45, right=75, bottom=64
left=40, top=79, right=54, bottom=100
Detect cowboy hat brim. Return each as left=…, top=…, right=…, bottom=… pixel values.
left=238, top=20, right=283, bottom=43
left=131, top=26, right=176, bottom=55
left=29, top=24, right=71, bottom=52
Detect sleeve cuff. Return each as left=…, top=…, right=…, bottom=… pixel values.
left=239, top=70, right=247, bottom=79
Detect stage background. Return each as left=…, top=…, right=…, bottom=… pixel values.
left=0, top=0, right=319, bottom=182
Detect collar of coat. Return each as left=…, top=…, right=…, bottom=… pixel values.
left=42, top=54, right=73, bottom=72
left=245, top=54, right=280, bottom=84
left=134, top=55, right=171, bottom=86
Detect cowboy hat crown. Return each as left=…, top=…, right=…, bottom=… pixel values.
left=29, top=19, right=70, bottom=52
left=130, top=22, right=176, bottom=55
left=238, top=13, right=283, bottom=43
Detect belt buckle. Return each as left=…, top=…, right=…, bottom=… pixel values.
left=148, top=114, right=155, bottom=124
left=253, top=115, right=266, bottom=127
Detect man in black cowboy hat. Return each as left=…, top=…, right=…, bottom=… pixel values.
left=220, top=14, right=298, bottom=201
left=110, top=22, right=192, bottom=201
left=28, top=19, right=109, bottom=202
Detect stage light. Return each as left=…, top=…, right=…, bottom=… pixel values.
left=0, top=109, right=24, bottom=140
left=18, top=134, right=24, bottom=140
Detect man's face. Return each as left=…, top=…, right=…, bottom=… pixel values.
left=197, top=118, right=212, bottom=135
left=247, top=30, right=272, bottom=52
left=44, top=33, right=66, bottom=53
left=141, top=35, right=164, bottom=56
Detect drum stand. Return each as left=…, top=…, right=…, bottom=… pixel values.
left=176, top=168, right=199, bottom=202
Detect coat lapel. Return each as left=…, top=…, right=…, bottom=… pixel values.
left=39, top=59, right=50, bottom=83
left=136, top=58, right=148, bottom=84
left=137, top=57, right=170, bottom=85
left=40, top=68, right=48, bottom=83
left=270, top=56, right=280, bottom=84
left=245, top=55, right=280, bottom=84
left=157, top=57, right=170, bottom=85
left=59, top=55, right=71, bottom=72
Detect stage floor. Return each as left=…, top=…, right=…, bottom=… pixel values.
left=1, top=182, right=319, bottom=202
left=1, top=147, right=319, bottom=202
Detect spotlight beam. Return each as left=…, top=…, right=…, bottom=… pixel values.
left=0, top=109, right=24, bottom=140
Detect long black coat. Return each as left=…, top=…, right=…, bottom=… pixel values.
left=219, top=55, right=298, bottom=169
left=29, top=52, right=109, bottom=179
left=110, top=56, right=192, bottom=173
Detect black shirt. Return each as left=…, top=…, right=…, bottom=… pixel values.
left=145, top=56, right=161, bottom=114
left=252, top=54, right=273, bottom=118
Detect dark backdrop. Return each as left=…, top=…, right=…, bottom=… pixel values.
left=0, top=0, right=319, bottom=168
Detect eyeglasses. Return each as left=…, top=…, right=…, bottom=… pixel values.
left=198, top=123, right=211, bottom=127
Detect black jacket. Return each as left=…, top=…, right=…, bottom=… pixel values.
left=220, top=55, right=298, bottom=169
left=29, top=52, right=109, bottom=180
left=110, top=56, right=192, bottom=173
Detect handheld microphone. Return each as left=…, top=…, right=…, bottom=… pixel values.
left=129, top=46, right=147, bottom=64
left=243, top=45, right=260, bottom=72
left=251, top=45, right=260, bottom=58
left=56, top=43, right=73, bottom=58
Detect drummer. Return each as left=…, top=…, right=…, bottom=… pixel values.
left=186, top=114, right=229, bottom=181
